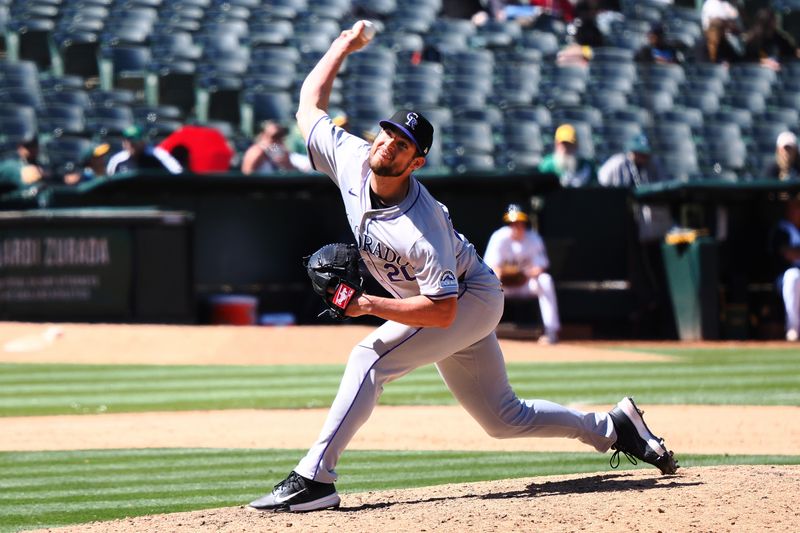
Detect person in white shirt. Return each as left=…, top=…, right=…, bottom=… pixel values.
left=106, top=125, right=182, bottom=175
left=484, top=204, right=561, bottom=344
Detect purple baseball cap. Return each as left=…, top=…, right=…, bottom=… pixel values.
left=379, top=110, right=434, bottom=155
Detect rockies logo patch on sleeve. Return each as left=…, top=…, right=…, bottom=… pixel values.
left=439, top=270, right=458, bottom=289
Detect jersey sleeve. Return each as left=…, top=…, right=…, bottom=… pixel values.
left=306, top=115, right=370, bottom=189
left=408, top=233, right=459, bottom=300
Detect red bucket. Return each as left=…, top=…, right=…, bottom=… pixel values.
left=208, top=295, right=258, bottom=325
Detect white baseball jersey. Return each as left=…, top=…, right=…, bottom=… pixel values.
left=293, top=114, right=615, bottom=485
left=483, top=225, right=550, bottom=272
left=307, top=115, right=498, bottom=299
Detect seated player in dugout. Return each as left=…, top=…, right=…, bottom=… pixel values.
left=484, top=204, right=561, bottom=344
left=247, top=20, right=678, bottom=513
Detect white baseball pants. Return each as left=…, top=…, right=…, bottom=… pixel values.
left=503, top=272, right=561, bottom=336
left=782, top=267, right=800, bottom=333
left=294, top=284, right=615, bottom=484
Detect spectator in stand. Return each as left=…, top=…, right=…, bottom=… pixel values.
left=636, top=23, right=684, bottom=64
left=531, top=0, right=575, bottom=23
left=441, top=0, right=486, bottom=20
left=569, top=0, right=605, bottom=48
left=701, top=0, right=740, bottom=32
left=107, top=125, right=183, bottom=175
left=538, top=124, right=596, bottom=187
left=0, top=136, right=46, bottom=187
left=598, top=134, right=674, bottom=242
left=63, top=142, right=110, bottom=185
left=743, top=8, right=800, bottom=71
left=241, top=120, right=298, bottom=175
left=768, top=196, right=800, bottom=342
left=694, top=18, right=743, bottom=65
left=765, top=131, right=800, bottom=181
left=598, top=134, right=667, bottom=187
left=483, top=204, right=561, bottom=345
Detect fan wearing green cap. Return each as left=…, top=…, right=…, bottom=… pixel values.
left=106, top=125, right=183, bottom=175
left=598, top=133, right=674, bottom=246
left=598, top=133, right=667, bottom=188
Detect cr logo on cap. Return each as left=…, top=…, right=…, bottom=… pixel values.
left=405, top=112, right=418, bottom=129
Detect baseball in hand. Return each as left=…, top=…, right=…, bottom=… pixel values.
left=356, top=20, right=376, bottom=41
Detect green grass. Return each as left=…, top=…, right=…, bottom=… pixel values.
left=1, top=448, right=798, bottom=532
left=0, top=347, right=798, bottom=416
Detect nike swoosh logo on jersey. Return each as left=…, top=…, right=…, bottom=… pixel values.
left=348, top=188, right=357, bottom=196
left=274, top=488, right=307, bottom=504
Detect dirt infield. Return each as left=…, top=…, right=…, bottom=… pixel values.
left=3, top=322, right=799, bottom=532
left=32, top=467, right=800, bottom=533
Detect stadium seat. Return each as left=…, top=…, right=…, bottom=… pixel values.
left=240, top=90, right=294, bottom=136
left=680, top=90, right=720, bottom=115
left=10, top=17, right=56, bottom=70
left=395, top=77, right=442, bottom=108
left=0, top=114, right=37, bottom=143
left=590, top=46, right=635, bottom=64
left=85, top=105, right=134, bottom=137
left=0, top=87, right=43, bottom=109
left=707, top=108, right=752, bottom=133
left=248, top=20, right=295, bottom=47
left=657, top=106, right=704, bottom=132
left=54, top=30, right=101, bottom=79
left=100, top=45, right=151, bottom=93
left=518, top=30, right=560, bottom=58
left=36, top=104, right=86, bottom=137
left=196, top=74, right=243, bottom=127
left=633, top=89, right=674, bottom=114
left=660, top=150, right=700, bottom=181
left=43, top=135, right=93, bottom=173
left=722, top=91, right=767, bottom=115
left=472, top=19, right=522, bottom=48
left=500, top=119, right=544, bottom=154
left=750, top=121, right=792, bottom=152
left=306, top=0, right=352, bottom=20
left=149, top=59, right=196, bottom=116
left=89, top=88, right=137, bottom=107
left=597, top=119, right=645, bottom=157
left=39, top=73, right=84, bottom=92
left=353, top=0, right=397, bottom=17
left=445, top=153, right=495, bottom=173
left=551, top=105, right=603, bottom=129
left=446, top=119, right=494, bottom=155
left=584, top=89, right=628, bottom=112
left=504, top=105, right=552, bottom=130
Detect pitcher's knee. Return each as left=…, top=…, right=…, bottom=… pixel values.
left=347, top=344, right=378, bottom=367
left=481, top=419, right=529, bottom=439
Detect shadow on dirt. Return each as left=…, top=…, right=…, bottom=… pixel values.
left=340, top=472, right=699, bottom=512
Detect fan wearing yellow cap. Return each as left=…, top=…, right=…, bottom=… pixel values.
left=64, top=143, right=111, bottom=185
left=537, top=123, right=597, bottom=188
left=484, top=204, right=561, bottom=344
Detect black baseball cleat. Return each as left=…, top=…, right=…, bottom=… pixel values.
left=608, top=397, right=679, bottom=475
left=248, top=471, right=341, bottom=512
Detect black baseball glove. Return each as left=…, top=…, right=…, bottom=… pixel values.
left=303, top=243, right=364, bottom=319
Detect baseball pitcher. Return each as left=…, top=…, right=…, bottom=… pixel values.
left=248, top=20, right=677, bottom=513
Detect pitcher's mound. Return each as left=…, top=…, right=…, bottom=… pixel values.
left=37, top=465, right=799, bottom=533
